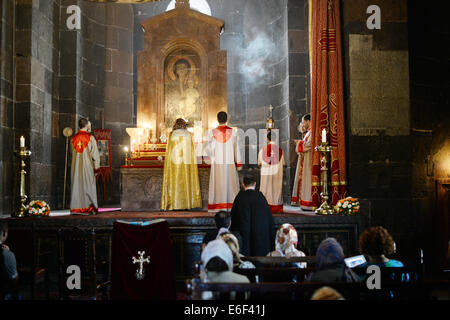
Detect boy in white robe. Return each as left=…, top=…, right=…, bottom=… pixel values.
left=258, top=130, right=285, bottom=213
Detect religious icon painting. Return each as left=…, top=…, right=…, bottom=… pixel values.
left=94, top=129, right=113, bottom=186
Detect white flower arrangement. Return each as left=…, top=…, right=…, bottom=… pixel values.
left=334, top=197, right=360, bottom=215
left=25, top=200, right=50, bottom=217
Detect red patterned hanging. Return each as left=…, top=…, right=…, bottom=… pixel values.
left=310, top=0, right=348, bottom=208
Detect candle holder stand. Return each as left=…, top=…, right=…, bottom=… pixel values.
left=13, top=146, right=32, bottom=217
left=314, top=141, right=334, bottom=215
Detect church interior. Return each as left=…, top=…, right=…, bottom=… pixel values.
left=0, top=0, right=449, bottom=302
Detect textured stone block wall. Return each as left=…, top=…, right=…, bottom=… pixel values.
left=409, top=1, right=450, bottom=269
left=0, top=0, right=15, bottom=215
left=12, top=0, right=61, bottom=210
left=342, top=0, right=415, bottom=262
left=287, top=0, right=309, bottom=202
left=132, top=0, right=305, bottom=202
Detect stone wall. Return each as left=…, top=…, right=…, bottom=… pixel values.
left=57, top=1, right=133, bottom=207
left=133, top=0, right=308, bottom=202
left=13, top=0, right=61, bottom=208
left=342, top=0, right=416, bottom=262
left=0, top=0, right=15, bottom=215
left=101, top=3, right=134, bottom=204
left=0, top=0, right=311, bottom=211
left=0, top=0, right=134, bottom=213
left=58, top=0, right=108, bottom=207
left=409, top=1, right=450, bottom=269
left=287, top=0, right=309, bottom=200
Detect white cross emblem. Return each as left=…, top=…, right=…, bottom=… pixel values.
left=132, top=251, right=150, bottom=280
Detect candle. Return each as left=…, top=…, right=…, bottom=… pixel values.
left=321, top=129, right=327, bottom=143
left=124, top=146, right=129, bottom=153
left=20, top=136, right=25, bottom=148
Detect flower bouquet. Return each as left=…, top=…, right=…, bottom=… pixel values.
left=335, top=197, right=360, bottom=215
left=25, top=200, right=51, bottom=217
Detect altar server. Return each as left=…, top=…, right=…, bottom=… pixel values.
left=161, top=118, right=202, bottom=210
left=258, top=130, right=285, bottom=213
left=205, top=112, right=242, bottom=212
left=292, top=114, right=313, bottom=210
left=70, top=118, right=100, bottom=215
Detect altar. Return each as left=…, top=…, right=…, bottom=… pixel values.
left=120, top=165, right=210, bottom=211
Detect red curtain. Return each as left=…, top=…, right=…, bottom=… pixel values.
left=310, top=0, right=348, bottom=208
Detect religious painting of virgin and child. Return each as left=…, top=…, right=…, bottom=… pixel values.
left=97, top=140, right=110, bottom=167
left=164, top=52, right=202, bottom=128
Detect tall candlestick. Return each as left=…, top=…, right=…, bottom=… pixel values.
left=314, top=141, right=334, bottom=215
left=20, top=136, right=25, bottom=147
left=321, top=129, right=327, bottom=143
left=14, top=146, right=32, bottom=217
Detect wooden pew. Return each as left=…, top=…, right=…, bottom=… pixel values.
left=188, top=263, right=448, bottom=300
left=185, top=277, right=450, bottom=300
left=241, top=256, right=316, bottom=266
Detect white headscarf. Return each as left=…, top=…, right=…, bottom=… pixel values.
left=201, top=239, right=233, bottom=271
left=216, top=227, right=229, bottom=239
left=275, top=223, right=299, bottom=256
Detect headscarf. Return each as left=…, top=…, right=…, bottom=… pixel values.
left=314, top=238, right=360, bottom=282
left=216, top=227, right=230, bottom=239
left=201, top=239, right=233, bottom=271
left=217, top=232, right=243, bottom=267
left=315, top=238, right=345, bottom=270
left=275, top=223, right=299, bottom=256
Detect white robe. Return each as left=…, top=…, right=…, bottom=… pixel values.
left=205, top=125, right=242, bottom=212
left=70, top=130, right=100, bottom=214
left=292, top=130, right=312, bottom=209
left=258, top=142, right=285, bottom=213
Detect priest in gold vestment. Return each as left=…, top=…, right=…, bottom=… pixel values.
left=161, top=118, right=202, bottom=210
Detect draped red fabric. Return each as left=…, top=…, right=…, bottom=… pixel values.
left=110, top=220, right=176, bottom=300
left=310, top=0, right=348, bottom=208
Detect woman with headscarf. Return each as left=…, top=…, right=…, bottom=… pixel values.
left=267, top=223, right=307, bottom=268
left=199, top=239, right=249, bottom=300
left=306, top=237, right=361, bottom=283
left=217, top=232, right=255, bottom=270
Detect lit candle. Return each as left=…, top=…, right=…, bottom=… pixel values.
left=20, top=136, right=25, bottom=148
left=322, top=129, right=327, bottom=143
left=124, top=146, right=129, bottom=153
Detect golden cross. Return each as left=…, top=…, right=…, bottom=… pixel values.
left=77, top=141, right=82, bottom=150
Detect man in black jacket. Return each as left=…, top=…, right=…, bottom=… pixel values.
left=229, top=176, right=276, bottom=256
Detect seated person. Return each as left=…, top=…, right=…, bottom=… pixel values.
left=0, top=221, right=19, bottom=300
left=306, top=238, right=361, bottom=283
left=359, top=226, right=404, bottom=267
left=267, top=223, right=307, bottom=268
left=217, top=232, right=255, bottom=270
left=262, top=224, right=307, bottom=285
left=201, top=211, right=242, bottom=251
left=200, top=239, right=250, bottom=300
left=311, top=286, right=345, bottom=300
left=359, top=226, right=409, bottom=283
